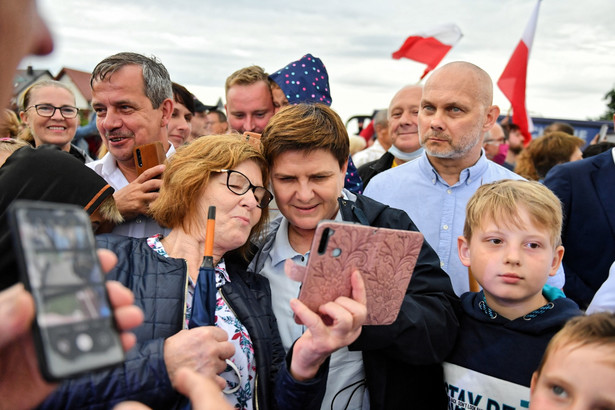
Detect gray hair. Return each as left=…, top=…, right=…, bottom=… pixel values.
left=373, top=109, right=388, bottom=126
left=90, top=52, right=172, bottom=108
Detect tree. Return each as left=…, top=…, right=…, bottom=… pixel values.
left=598, top=87, right=615, bottom=121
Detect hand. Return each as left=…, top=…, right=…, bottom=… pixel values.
left=0, top=249, right=144, bottom=409
left=290, top=270, right=367, bottom=381
left=114, top=165, right=165, bottom=220
left=163, top=326, right=235, bottom=388
left=174, top=367, right=233, bottom=410
left=112, top=368, right=233, bottom=410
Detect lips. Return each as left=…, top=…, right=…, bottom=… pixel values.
left=500, top=273, right=522, bottom=284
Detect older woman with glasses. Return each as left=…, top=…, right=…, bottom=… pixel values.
left=41, top=134, right=366, bottom=410
left=18, top=80, right=92, bottom=163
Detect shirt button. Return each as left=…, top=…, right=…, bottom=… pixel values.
left=136, top=217, right=142, bottom=224
left=440, top=261, right=445, bottom=268
left=447, top=189, right=452, bottom=194
left=443, top=225, right=449, bottom=230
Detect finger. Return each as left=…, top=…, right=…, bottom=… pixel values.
left=114, top=305, right=144, bottom=333
left=0, top=284, right=35, bottom=348
left=218, top=341, right=236, bottom=361
left=350, top=270, right=367, bottom=306
left=106, top=280, right=135, bottom=309
left=290, top=298, right=324, bottom=332
left=175, top=367, right=228, bottom=410
left=140, top=180, right=162, bottom=195
left=137, top=164, right=165, bottom=181
left=97, top=249, right=118, bottom=273
left=113, top=401, right=152, bottom=410
left=120, top=332, right=137, bottom=352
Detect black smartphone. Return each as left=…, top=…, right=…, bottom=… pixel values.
left=8, top=200, right=125, bottom=381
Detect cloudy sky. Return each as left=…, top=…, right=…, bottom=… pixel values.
left=22, top=0, right=615, bottom=132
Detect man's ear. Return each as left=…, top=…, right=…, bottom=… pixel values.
left=458, top=236, right=471, bottom=268
left=160, top=98, right=174, bottom=127
left=482, top=105, right=500, bottom=133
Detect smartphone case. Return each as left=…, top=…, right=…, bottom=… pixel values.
left=287, top=220, right=424, bottom=326
left=7, top=200, right=125, bottom=381
left=133, top=142, right=165, bottom=176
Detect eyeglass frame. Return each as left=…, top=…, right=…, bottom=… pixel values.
left=213, top=169, right=273, bottom=209
left=483, top=137, right=506, bottom=146
left=26, top=104, right=80, bottom=119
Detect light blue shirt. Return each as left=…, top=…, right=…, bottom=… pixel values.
left=260, top=211, right=368, bottom=409
left=364, top=152, right=565, bottom=296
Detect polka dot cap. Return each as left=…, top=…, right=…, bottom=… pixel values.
left=269, top=53, right=332, bottom=106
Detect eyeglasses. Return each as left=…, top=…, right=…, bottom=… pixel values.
left=215, top=169, right=273, bottom=209
left=26, top=104, right=79, bottom=119
left=484, top=137, right=505, bottom=146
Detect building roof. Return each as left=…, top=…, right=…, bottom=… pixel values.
left=55, top=67, right=92, bottom=101
left=12, top=66, right=53, bottom=98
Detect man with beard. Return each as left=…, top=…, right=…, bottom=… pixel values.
left=365, top=62, right=564, bottom=296
left=87, top=52, right=175, bottom=237
left=504, top=123, right=525, bottom=170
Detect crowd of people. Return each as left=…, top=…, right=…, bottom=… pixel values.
left=1, top=1, right=615, bottom=409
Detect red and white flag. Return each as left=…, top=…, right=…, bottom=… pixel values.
left=497, top=0, right=541, bottom=145
left=392, top=24, right=463, bottom=79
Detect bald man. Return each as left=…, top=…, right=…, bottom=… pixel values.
left=482, top=123, right=506, bottom=162
left=358, top=85, right=424, bottom=187
left=365, top=61, right=564, bottom=295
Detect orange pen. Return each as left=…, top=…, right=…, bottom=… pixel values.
left=202, top=206, right=215, bottom=269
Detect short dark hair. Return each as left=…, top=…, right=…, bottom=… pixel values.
left=172, top=82, right=195, bottom=115
left=208, top=110, right=227, bottom=123
left=261, top=103, right=349, bottom=169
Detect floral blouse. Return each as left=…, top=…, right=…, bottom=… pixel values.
left=147, top=235, right=256, bottom=409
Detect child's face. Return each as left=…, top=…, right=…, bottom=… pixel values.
left=458, top=207, right=564, bottom=314
left=530, top=344, right=615, bottom=409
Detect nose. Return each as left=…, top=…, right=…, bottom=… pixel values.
left=240, top=189, right=259, bottom=209
left=50, top=107, right=64, bottom=120
left=295, top=181, right=314, bottom=203
left=31, top=13, right=54, bottom=56
left=243, top=116, right=255, bottom=132
left=429, top=110, right=445, bottom=131
left=100, top=110, right=122, bottom=133
left=504, top=245, right=521, bottom=266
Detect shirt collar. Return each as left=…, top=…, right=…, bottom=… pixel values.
left=419, top=150, right=489, bottom=187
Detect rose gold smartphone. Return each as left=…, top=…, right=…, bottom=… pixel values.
left=292, top=220, right=424, bottom=325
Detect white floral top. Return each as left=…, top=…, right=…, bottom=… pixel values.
left=147, top=235, right=256, bottom=409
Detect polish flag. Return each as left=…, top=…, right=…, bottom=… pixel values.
left=497, top=0, right=541, bottom=145
left=392, top=24, right=463, bottom=80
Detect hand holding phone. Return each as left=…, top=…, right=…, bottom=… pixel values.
left=8, top=200, right=125, bottom=381
left=133, top=142, right=165, bottom=177
left=286, top=221, right=424, bottom=325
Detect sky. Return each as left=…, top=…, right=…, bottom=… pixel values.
left=22, top=0, right=615, bottom=133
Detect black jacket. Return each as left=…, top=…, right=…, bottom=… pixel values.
left=41, top=236, right=327, bottom=410
left=357, top=152, right=395, bottom=188
left=251, top=193, right=461, bottom=409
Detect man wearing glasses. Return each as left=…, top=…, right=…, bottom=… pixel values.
left=482, top=122, right=506, bottom=164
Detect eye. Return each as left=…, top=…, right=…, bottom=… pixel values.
left=421, top=105, right=435, bottom=113
left=488, top=238, right=503, bottom=245
left=93, top=107, right=106, bottom=117
left=526, top=242, right=541, bottom=249
left=551, top=384, right=568, bottom=398
left=449, top=107, right=462, bottom=113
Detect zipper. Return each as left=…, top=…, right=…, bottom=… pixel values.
left=181, top=259, right=189, bottom=328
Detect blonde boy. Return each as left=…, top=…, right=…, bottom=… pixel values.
left=444, top=180, right=581, bottom=409
left=530, top=312, right=615, bottom=409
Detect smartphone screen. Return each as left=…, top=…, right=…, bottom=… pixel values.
left=9, top=201, right=124, bottom=381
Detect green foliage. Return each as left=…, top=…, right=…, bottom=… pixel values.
left=598, top=87, right=615, bottom=121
